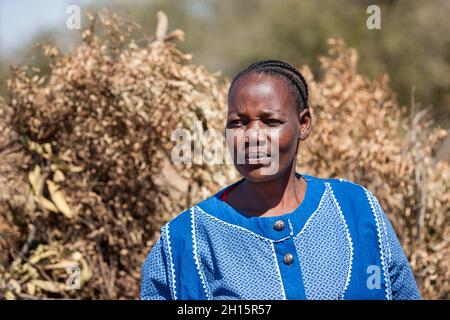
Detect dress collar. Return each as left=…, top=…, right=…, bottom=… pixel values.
left=196, top=173, right=326, bottom=242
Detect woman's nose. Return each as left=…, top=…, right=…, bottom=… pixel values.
left=245, top=121, right=267, bottom=146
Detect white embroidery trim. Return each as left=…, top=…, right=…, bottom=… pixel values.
left=375, top=193, right=393, bottom=299
left=190, top=207, right=211, bottom=299
left=163, top=224, right=177, bottom=300
left=270, top=242, right=287, bottom=300
left=328, top=183, right=354, bottom=300
left=365, top=188, right=392, bottom=300
left=293, top=184, right=329, bottom=240
left=379, top=208, right=393, bottom=283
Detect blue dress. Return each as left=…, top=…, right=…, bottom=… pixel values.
left=140, top=173, right=421, bottom=300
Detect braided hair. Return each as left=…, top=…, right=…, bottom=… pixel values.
left=228, top=59, right=309, bottom=112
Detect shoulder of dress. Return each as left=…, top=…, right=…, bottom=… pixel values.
left=319, top=176, right=367, bottom=192
left=161, top=207, right=191, bottom=239
left=309, top=176, right=376, bottom=208
left=161, top=195, right=217, bottom=243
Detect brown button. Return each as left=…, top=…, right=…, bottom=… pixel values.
left=273, top=220, right=285, bottom=231
left=283, top=253, right=294, bottom=265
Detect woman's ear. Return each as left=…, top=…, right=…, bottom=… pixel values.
left=298, top=108, right=312, bottom=141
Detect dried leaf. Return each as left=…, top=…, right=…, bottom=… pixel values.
left=31, top=280, right=64, bottom=293
left=46, top=180, right=73, bottom=219
left=28, top=165, right=43, bottom=195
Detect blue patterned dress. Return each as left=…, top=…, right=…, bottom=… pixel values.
left=140, top=173, right=421, bottom=300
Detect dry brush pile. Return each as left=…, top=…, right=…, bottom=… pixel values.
left=0, top=12, right=448, bottom=299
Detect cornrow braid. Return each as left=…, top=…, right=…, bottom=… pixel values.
left=228, top=59, right=309, bottom=111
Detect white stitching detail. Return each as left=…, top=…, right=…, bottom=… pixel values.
left=294, top=184, right=329, bottom=240
left=270, top=242, right=287, bottom=300
left=194, top=206, right=290, bottom=243
left=164, top=224, right=177, bottom=300
left=365, top=188, right=392, bottom=300
left=380, top=215, right=392, bottom=280
left=375, top=195, right=393, bottom=298
left=328, top=183, right=354, bottom=300
left=287, top=219, right=294, bottom=237
left=190, top=207, right=211, bottom=299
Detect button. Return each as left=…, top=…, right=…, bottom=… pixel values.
left=273, top=220, right=285, bottom=231
left=283, top=253, right=294, bottom=265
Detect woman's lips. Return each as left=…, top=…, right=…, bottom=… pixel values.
left=244, top=152, right=271, bottom=165
left=246, top=151, right=269, bottom=158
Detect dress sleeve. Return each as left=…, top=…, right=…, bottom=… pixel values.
left=366, top=188, right=422, bottom=300
left=140, top=235, right=173, bottom=300
left=380, top=211, right=422, bottom=300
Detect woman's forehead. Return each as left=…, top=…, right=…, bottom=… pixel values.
left=228, top=73, right=296, bottom=113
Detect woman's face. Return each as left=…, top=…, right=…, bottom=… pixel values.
left=226, top=72, right=311, bottom=182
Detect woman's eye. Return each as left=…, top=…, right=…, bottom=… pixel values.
left=265, top=119, right=283, bottom=126
left=229, top=120, right=244, bottom=127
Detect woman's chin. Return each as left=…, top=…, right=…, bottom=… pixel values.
left=236, top=163, right=281, bottom=181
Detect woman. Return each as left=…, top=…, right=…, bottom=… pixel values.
left=140, top=60, right=421, bottom=300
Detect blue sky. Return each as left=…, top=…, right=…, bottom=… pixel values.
left=0, top=0, right=94, bottom=60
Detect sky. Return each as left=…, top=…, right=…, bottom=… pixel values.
left=0, top=0, right=94, bottom=60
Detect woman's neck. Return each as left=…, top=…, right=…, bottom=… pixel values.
left=230, top=162, right=306, bottom=217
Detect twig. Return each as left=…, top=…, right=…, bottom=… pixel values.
left=20, top=224, right=36, bottom=258
left=410, top=87, right=427, bottom=241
